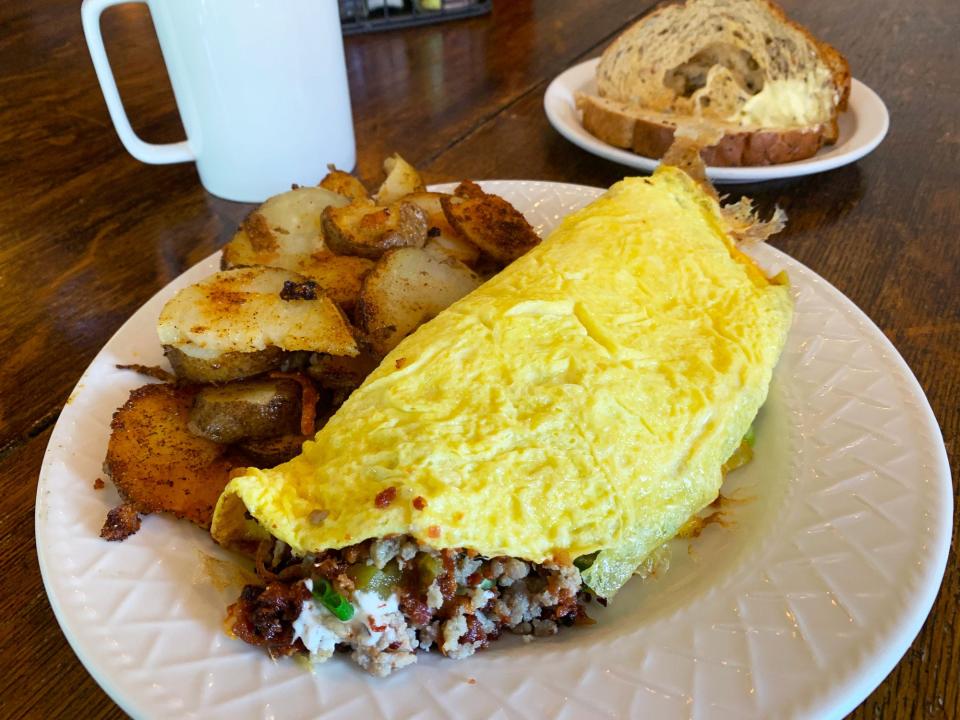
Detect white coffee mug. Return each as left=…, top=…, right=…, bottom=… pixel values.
left=81, top=0, right=356, bottom=202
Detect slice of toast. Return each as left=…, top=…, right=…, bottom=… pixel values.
left=582, top=0, right=850, bottom=166
left=576, top=92, right=826, bottom=166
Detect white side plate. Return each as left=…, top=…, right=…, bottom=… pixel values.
left=544, top=58, right=890, bottom=184
left=37, top=181, right=949, bottom=719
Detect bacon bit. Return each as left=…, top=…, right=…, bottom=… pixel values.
left=458, top=615, right=489, bottom=648
left=115, top=363, right=175, bottom=382
left=412, top=496, right=427, bottom=511
left=427, top=525, right=441, bottom=539
left=596, top=596, right=608, bottom=607
left=93, top=478, right=105, bottom=490
left=467, top=677, right=477, bottom=685
left=399, top=587, right=434, bottom=627
left=270, top=371, right=319, bottom=436
left=100, top=502, right=141, bottom=541
left=368, top=618, right=387, bottom=633
left=375, top=487, right=397, bottom=508
left=395, top=357, right=408, bottom=369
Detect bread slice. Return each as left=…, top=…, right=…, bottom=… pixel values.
left=582, top=0, right=850, bottom=166
left=577, top=93, right=826, bottom=166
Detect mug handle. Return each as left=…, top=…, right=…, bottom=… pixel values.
left=81, top=0, right=194, bottom=164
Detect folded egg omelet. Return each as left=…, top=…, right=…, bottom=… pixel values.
left=212, top=167, right=792, bottom=598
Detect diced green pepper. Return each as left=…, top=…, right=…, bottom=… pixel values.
left=417, top=554, right=442, bottom=588
left=479, top=579, right=494, bottom=590
left=574, top=552, right=598, bottom=572
left=346, top=563, right=378, bottom=589
left=347, top=560, right=400, bottom=599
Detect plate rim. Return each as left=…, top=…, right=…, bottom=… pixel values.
left=35, top=179, right=950, bottom=719
left=543, top=57, right=891, bottom=183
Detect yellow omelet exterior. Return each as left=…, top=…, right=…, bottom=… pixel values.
left=211, top=167, right=793, bottom=598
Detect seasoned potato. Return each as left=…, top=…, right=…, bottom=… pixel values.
left=374, top=153, right=426, bottom=205
left=358, top=246, right=483, bottom=355
left=318, top=166, right=371, bottom=202
left=223, top=185, right=349, bottom=265
left=158, top=267, right=359, bottom=381
left=322, top=201, right=428, bottom=259
left=237, top=434, right=310, bottom=468
left=187, top=378, right=302, bottom=444
left=402, top=191, right=481, bottom=266
left=164, top=345, right=289, bottom=384
left=220, top=185, right=375, bottom=311
left=453, top=179, right=487, bottom=200
left=104, top=383, right=238, bottom=529
left=441, top=183, right=540, bottom=264
left=308, top=351, right=381, bottom=391
left=224, top=239, right=373, bottom=314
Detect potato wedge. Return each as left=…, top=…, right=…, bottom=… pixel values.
left=322, top=201, right=428, bottom=259
left=236, top=434, right=310, bottom=468
left=318, top=166, right=371, bottom=202
left=188, top=378, right=302, bottom=444
left=441, top=184, right=540, bottom=264
left=104, top=383, right=238, bottom=529
left=402, top=191, right=481, bottom=266
left=223, top=185, right=349, bottom=265
left=164, top=345, right=290, bottom=384
left=374, top=153, right=426, bottom=205
left=357, top=246, right=482, bottom=355
left=158, top=267, right=358, bottom=381
left=308, top=351, right=381, bottom=391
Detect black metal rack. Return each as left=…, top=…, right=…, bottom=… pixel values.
left=339, top=0, right=492, bottom=35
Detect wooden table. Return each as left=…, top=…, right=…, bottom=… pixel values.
left=1, top=0, right=956, bottom=717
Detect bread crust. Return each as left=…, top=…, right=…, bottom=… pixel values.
left=578, top=92, right=826, bottom=166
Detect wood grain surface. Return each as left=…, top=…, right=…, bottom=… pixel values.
left=0, top=0, right=956, bottom=718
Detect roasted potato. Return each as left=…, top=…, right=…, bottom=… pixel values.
left=319, top=166, right=371, bottom=202
left=374, top=153, right=426, bottom=205
left=237, top=434, right=311, bottom=468
left=158, top=267, right=359, bottom=382
left=220, top=185, right=375, bottom=311
left=164, top=345, right=288, bottom=384
left=308, top=351, right=381, bottom=391
left=358, top=246, right=482, bottom=355
left=402, top=191, right=481, bottom=266
left=322, top=201, right=428, bottom=259
left=104, top=383, right=239, bottom=529
left=187, top=378, right=302, bottom=444
left=441, top=183, right=540, bottom=264
left=223, top=185, right=349, bottom=265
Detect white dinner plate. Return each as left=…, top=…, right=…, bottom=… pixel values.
left=544, top=58, right=890, bottom=184
left=37, top=181, right=949, bottom=719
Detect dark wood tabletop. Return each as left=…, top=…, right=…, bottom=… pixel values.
left=1, top=0, right=956, bottom=717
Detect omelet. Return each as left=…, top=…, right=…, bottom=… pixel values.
left=212, top=166, right=792, bottom=599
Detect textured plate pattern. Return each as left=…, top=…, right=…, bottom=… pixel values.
left=36, top=182, right=950, bottom=720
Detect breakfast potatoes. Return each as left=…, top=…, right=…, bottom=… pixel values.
left=158, top=266, right=358, bottom=383
left=357, top=246, right=483, bottom=356
left=103, top=154, right=546, bottom=539
left=322, top=200, right=429, bottom=259
left=104, top=383, right=240, bottom=531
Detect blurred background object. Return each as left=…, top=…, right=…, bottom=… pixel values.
left=339, top=0, right=491, bottom=34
